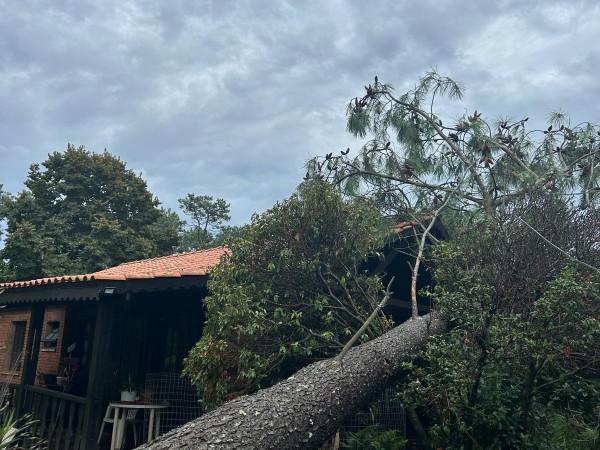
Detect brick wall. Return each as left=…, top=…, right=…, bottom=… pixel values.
left=0, top=308, right=31, bottom=385
left=37, top=306, right=66, bottom=383
left=0, top=306, right=67, bottom=386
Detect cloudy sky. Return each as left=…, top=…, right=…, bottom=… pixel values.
left=1, top=0, right=599, bottom=228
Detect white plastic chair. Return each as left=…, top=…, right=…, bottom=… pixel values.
left=97, top=405, right=141, bottom=446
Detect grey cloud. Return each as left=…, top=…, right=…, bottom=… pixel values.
left=1, top=0, right=599, bottom=226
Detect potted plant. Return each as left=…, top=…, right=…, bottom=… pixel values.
left=120, top=375, right=138, bottom=402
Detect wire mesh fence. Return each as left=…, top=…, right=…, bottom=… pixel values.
left=338, top=387, right=406, bottom=448
left=142, top=373, right=202, bottom=437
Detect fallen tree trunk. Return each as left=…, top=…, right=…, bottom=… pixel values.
left=137, top=313, right=446, bottom=450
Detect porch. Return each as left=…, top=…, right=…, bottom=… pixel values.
left=5, top=373, right=202, bottom=450
left=0, top=248, right=224, bottom=449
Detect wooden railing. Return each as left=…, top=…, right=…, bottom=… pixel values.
left=15, top=385, right=87, bottom=450
left=1, top=383, right=17, bottom=407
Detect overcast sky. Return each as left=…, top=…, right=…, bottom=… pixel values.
left=2, top=0, right=599, bottom=228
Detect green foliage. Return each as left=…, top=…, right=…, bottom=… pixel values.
left=340, top=424, right=406, bottom=450
left=0, top=409, right=45, bottom=450
left=398, top=195, right=600, bottom=449
left=0, top=220, right=45, bottom=281
left=212, top=225, right=244, bottom=247
left=312, top=70, right=600, bottom=218
left=179, top=227, right=212, bottom=251
left=542, top=412, right=599, bottom=450
left=0, top=145, right=178, bottom=280
left=183, top=181, right=391, bottom=408
left=148, top=208, right=185, bottom=254
left=178, top=194, right=231, bottom=250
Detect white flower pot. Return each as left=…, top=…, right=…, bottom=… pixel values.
left=120, top=390, right=137, bottom=402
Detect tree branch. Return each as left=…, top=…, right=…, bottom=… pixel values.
left=336, top=276, right=395, bottom=361
left=516, top=216, right=600, bottom=272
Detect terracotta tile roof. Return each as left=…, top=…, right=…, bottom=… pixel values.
left=0, top=247, right=227, bottom=289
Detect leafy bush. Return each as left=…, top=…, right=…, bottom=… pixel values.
left=341, top=424, right=406, bottom=450
left=184, top=181, right=391, bottom=408
left=0, top=408, right=45, bottom=450
left=398, top=195, right=600, bottom=449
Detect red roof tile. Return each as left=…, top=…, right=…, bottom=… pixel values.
left=0, top=247, right=227, bottom=289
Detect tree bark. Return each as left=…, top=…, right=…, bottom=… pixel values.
left=136, top=313, right=447, bottom=450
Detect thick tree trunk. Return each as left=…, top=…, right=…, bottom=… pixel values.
left=137, top=314, right=446, bottom=450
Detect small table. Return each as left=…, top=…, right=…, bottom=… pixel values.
left=109, top=401, right=168, bottom=450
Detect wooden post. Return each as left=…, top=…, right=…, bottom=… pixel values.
left=17, top=303, right=45, bottom=414
left=82, top=297, right=115, bottom=449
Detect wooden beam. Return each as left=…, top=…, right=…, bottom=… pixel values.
left=0, top=276, right=208, bottom=305
left=82, top=296, right=115, bottom=449
left=17, top=303, right=45, bottom=414
left=0, top=286, right=101, bottom=305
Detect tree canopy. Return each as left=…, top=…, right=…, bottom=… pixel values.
left=183, top=180, right=392, bottom=408
left=310, top=70, right=600, bottom=218
left=178, top=194, right=232, bottom=250
left=303, top=71, right=599, bottom=448
left=0, top=144, right=179, bottom=280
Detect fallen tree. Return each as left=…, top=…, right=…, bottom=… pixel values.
left=137, top=313, right=446, bottom=450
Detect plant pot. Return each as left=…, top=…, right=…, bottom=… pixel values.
left=120, top=391, right=137, bottom=402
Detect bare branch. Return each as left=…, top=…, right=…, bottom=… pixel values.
left=336, top=276, right=395, bottom=361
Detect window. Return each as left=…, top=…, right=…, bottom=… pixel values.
left=6, top=321, right=26, bottom=371
left=41, top=321, right=60, bottom=348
